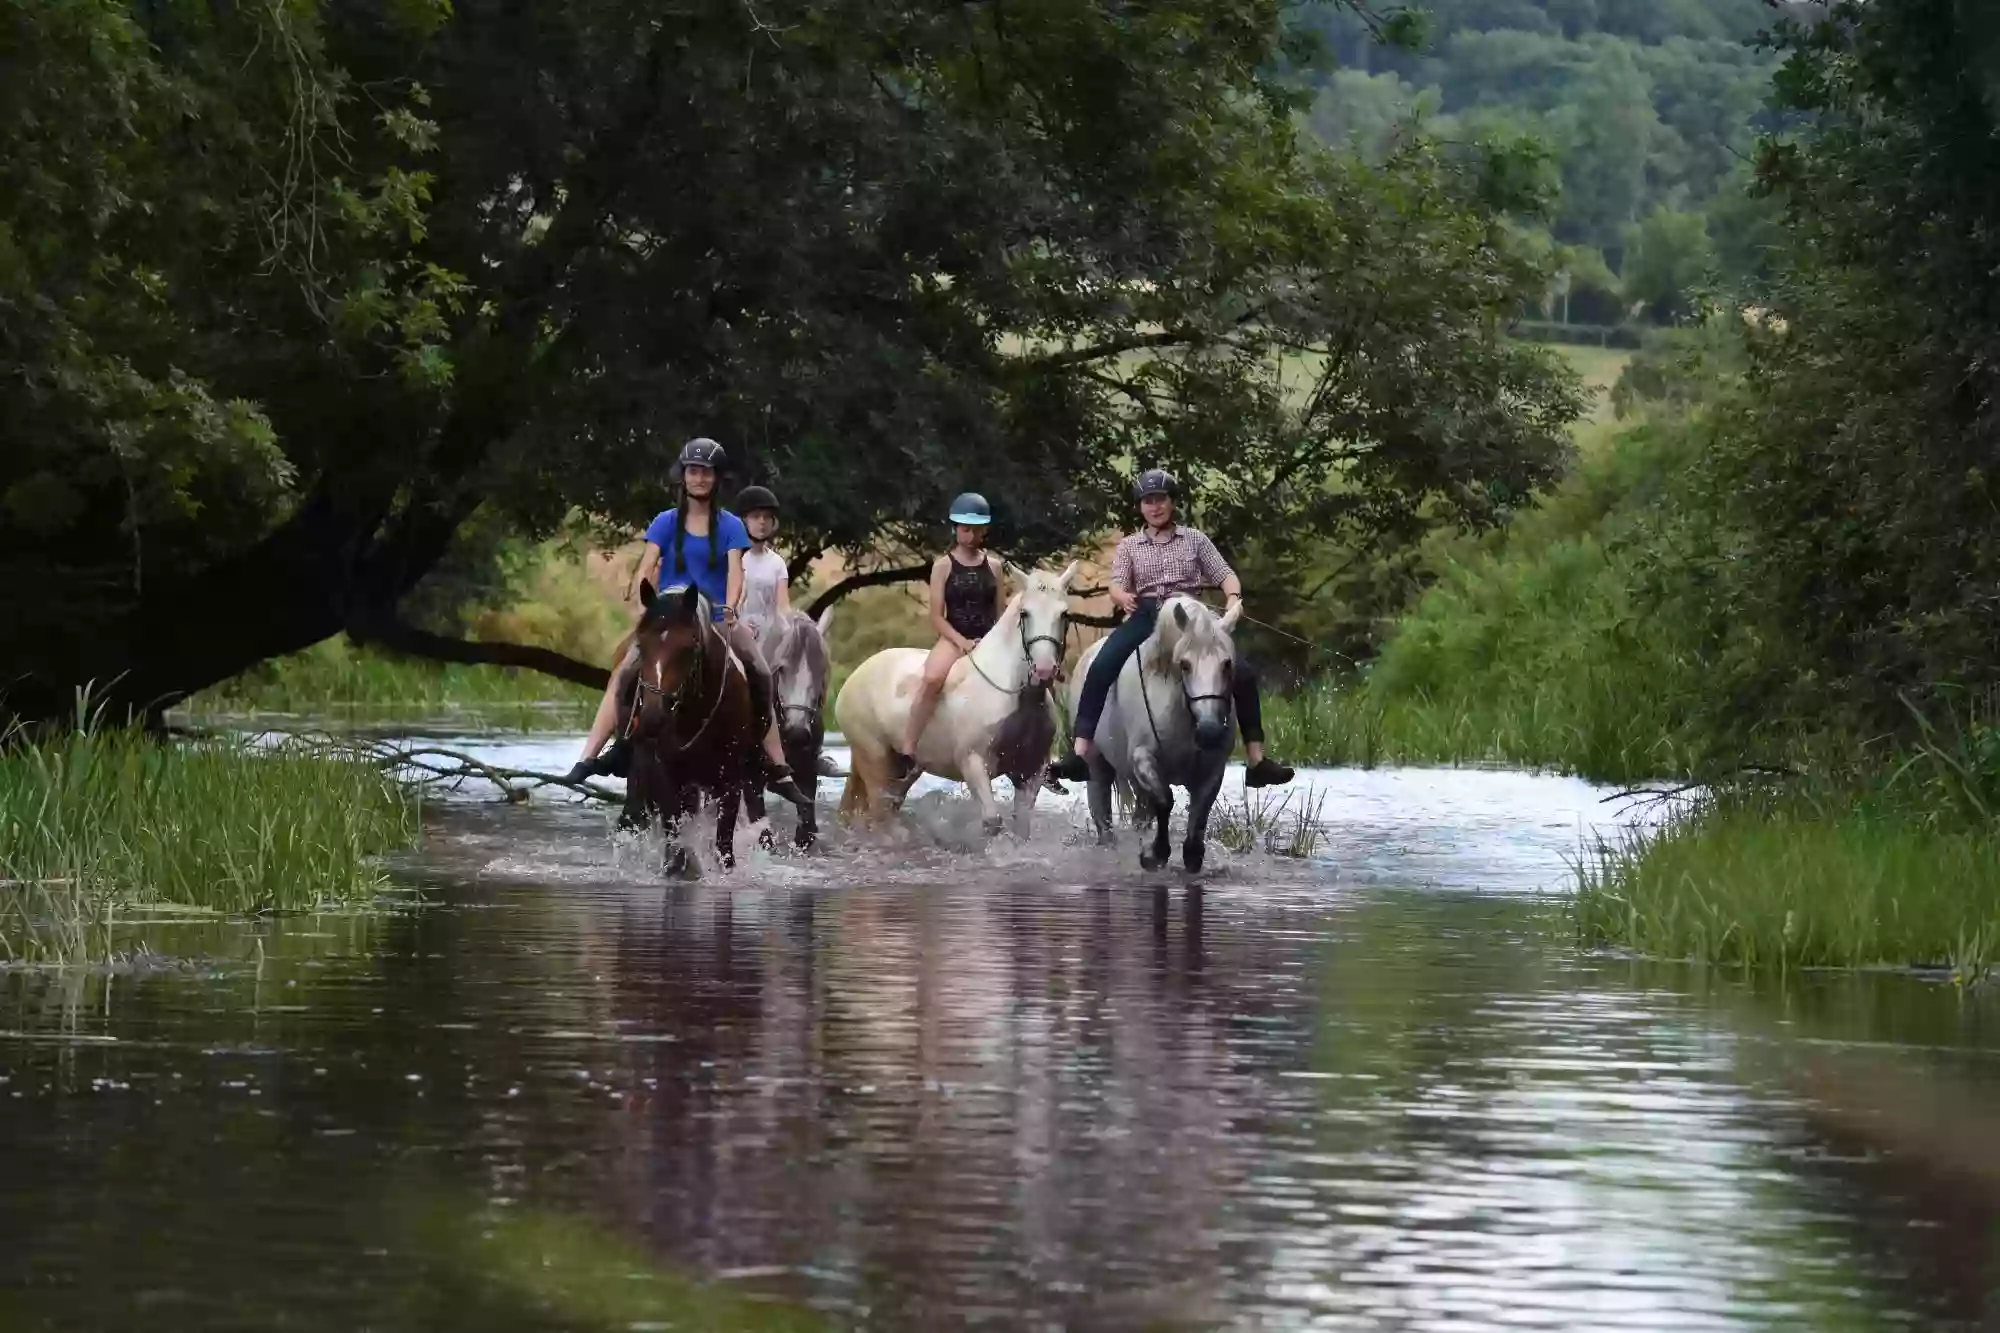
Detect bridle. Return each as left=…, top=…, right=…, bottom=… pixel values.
left=1134, top=616, right=1233, bottom=750
left=965, top=601, right=1068, bottom=696
left=628, top=617, right=731, bottom=754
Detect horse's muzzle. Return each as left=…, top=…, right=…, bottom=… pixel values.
left=1193, top=716, right=1232, bottom=752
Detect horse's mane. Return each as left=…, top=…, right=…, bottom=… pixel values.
left=1143, top=594, right=1232, bottom=675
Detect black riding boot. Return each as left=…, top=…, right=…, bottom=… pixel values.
left=746, top=659, right=812, bottom=812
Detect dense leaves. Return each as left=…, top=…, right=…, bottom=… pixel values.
left=1, top=0, right=1581, bottom=723
left=1676, top=0, right=2000, bottom=738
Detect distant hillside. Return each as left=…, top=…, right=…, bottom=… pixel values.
left=1291, top=0, right=1789, bottom=323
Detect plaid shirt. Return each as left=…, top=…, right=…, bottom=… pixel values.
left=1110, top=526, right=1234, bottom=600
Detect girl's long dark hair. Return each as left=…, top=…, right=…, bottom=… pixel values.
left=670, top=482, right=715, bottom=582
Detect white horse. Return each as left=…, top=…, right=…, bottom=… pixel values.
left=835, top=562, right=1077, bottom=837
left=1069, top=594, right=1243, bottom=872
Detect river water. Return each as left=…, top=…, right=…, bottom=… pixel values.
left=3, top=732, right=1999, bottom=1330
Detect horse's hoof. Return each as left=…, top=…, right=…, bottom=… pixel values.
left=1140, top=846, right=1169, bottom=872
left=757, top=827, right=777, bottom=853
left=1182, top=842, right=1206, bottom=874
left=1094, top=827, right=1117, bottom=847
left=794, top=829, right=817, bottom=852
left=663, top=846, right=699, bottom=880
left=982, top=816, right=1005, bottom=838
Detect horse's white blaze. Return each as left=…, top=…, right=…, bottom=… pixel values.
left=834, top=565, right=1071, bottom=832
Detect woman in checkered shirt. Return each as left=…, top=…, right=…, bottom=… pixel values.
left=1048, top=469, right=1295, bottom=788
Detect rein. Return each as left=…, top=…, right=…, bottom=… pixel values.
left=965, top=607, right=1066, bottom=697
left=629, top=618, right=735, bottom=754
left=1134, top=614, right=1233, bottom=751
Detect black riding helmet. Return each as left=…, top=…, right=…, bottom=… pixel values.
left=735, top=484, right=779, bottom=515
left=672, top=436, right=727, bottom=482
left=1133, top=468, right=1178, bottom=501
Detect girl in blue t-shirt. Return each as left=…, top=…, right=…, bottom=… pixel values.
left=569, top=438, right=810, bottom=812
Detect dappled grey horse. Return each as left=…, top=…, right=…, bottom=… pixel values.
left=1072, top=595, right=1243, bottom=872
left=741, top=608, right=834, bottom=849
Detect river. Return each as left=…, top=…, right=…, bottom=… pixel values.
left=2, top=731, right=1997, bottom=1330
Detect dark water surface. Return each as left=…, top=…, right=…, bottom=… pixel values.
left=5, top=744, right=2000, bottom=1331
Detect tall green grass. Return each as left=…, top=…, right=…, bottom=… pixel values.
left=1571, top=785, right=2000, bottom=979
left=1, top=724, right=418, bottom=959
left=184, top=634, right=597, bottom=724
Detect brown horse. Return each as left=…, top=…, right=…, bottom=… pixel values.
left=623, top=580, right=757, bottom=878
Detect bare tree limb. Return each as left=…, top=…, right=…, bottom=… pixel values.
left=346, top=614, right=611, bottom=689
left=804, top=563, right=930, bottom=616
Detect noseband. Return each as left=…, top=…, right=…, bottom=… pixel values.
left=628, top=620, right=728, bottom=752
left=967, top=606, right=1068, bottom=695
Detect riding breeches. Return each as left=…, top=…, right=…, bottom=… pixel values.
left=1072, top=599, right=1264, bottom=745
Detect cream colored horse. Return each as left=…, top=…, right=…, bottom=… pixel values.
left=835, top=562, right=1077, bottom=837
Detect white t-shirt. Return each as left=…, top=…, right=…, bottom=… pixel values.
left=739, top=547, right=788, bottom=637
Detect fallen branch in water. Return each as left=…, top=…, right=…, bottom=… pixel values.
left=328, top=740, right=625, bottom=804
left=1604, top=764, right=1797, bottom=806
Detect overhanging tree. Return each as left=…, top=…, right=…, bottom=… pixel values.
left=1, top=0, right=1581, bottom=726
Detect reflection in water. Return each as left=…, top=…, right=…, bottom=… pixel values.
left=1, top=757, right=1998, bottom=1330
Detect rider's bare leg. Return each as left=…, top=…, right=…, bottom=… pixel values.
left=576, top=648, right=637, bottom=766
left=898, top=640, right=960, bottom=763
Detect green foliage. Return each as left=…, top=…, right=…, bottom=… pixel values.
left=2, top=0, right=1583, bottom=725
left=1663, top=0, right=2000, bottom=743
left=1572, top=778, right=2000, bottom=979
left=185, top=635, right=596, bottom=723
left=0, top=721, right=417, bottom=957
left=1621, top=206, right=1715, bottom=324
left=1289, top=0, right=1782, bottom=253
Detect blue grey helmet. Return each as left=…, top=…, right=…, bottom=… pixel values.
left=948, top=492, right=992, bottom=525
left=1133, top=468, right=1178, bottom=501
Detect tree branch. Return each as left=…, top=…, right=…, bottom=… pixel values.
left=346, top=614, right=611, bottom=689
left=804, top=563, right=931, bottom=616
left=1017, top=329, right=1203, bottom=371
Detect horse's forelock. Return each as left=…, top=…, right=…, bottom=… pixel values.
left=768, top=611, right=828, bottom=678
left=1148, top=595, right=1230, bottom=668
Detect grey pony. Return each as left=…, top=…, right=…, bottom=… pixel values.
left=1070, top=594, right=1243, bottom=873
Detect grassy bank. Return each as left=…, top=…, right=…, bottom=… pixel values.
left=1, top=725, right=418, bottom=959
left=1572, top=781, right=2000, bottom=979
left=185, top=635, right=598, bottom=725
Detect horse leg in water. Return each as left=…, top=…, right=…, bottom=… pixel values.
left=792, top=762, right=820, bottom=850
left=1181, top=754, right=1229, bottom=874
left=1131, top=747, right=1175, bottom=871
left=714, top=778, right=741, bottom=870
left=740, top=740, right=776, bottom=852
left=962, top=751, right=1003, bottom=838
left=661, top=783, right=703, bottom=881
left=1085, top=753, right=1118, bottom=846
left=1010, top=767, right=1045, bottom=840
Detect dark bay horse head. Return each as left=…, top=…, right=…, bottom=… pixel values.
left=631, top=581, right=719, bottom=741
left=763, top=607, right=834, bottom=753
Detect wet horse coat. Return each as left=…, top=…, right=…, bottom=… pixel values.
left=740, top=607, right=835, bottom=849
left=1070, top=594, right=1243, bottom=872
left=834, top=563, right=1075, bottom=838
left=623, top=581, right=758, bottom=878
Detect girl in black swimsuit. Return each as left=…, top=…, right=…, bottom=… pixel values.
left=894, top=492, right=1008, bottom=774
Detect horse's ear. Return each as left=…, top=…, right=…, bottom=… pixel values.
left=1173, top=602, right=1190, bottom=630
left=1004, top=560, right=1029, bottom=586
left=1057, top=560, right=1080, bottom=591
left=815, top=606, right=835, bottom=640
left=680, top=583, right=701, bottom=617
left=1219, top=600, right=1243, bottom=633
left=639, top=580, right=657, bottom=609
